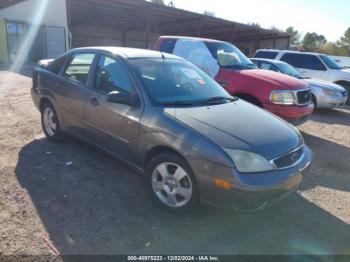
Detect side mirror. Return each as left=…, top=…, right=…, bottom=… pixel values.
left=107, top=91, right=140, bottom=107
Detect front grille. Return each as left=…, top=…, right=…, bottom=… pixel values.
left=296, top=90, right=311, bottom=105
left=273, top=146, right=303, bottom=169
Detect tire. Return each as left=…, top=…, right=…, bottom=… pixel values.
left=145, top=152, right=200, bottom=212
left=312, top=95, right=317, bottom=108
left=336, top=82, right=350, bottom=105
left=41, top=102, right=64, bottom=142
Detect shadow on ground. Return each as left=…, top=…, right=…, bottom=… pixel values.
left=310, top=108, right=350, bottom=126
left=15, top=137, right=350, bottom=255
left=300, top=132, right=350, bottom=193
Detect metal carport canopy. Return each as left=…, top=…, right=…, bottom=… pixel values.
left=67, top=0, right=290, bottom=48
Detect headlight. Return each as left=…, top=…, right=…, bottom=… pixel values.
left=322, top=88, right=338, bottom=96
left=270, top=90, right=296, bottom=105
left=223, top=149, right=274, bottom=173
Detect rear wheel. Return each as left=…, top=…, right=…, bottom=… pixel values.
left=41, top=102, right=64, bottom=142
left=146, top=153, right=199, bottom=212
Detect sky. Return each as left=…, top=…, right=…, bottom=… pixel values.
left=170, top=0, right=350, bottom=42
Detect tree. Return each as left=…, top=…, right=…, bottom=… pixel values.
left=270, top=26, right=283, bottom=32
left=150, top=0, right=165, bottom=4
left=203, top=10, right=215, bottom=17
left=286, top=26, right=301, bottom=46
left=247, top=22, right=261, bottom=28
left=318, top=42, right=349, bottom=56
left=339, top=27, right=350, bottom=49
left=168, top=1, right=175, bottom=7
left=302, top=32, right=327, bottom=51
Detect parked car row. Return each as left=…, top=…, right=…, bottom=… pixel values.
left=31, top=44, right=312, bottom=213
left=154, top=36, right=314, bottom=125
left=251, top=58, right=348, bottom=108
left=254, top=49, right=350, bottom=104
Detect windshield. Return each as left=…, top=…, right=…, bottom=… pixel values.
left=205, top=42, right=256, bottom=70
left=129, top=58, right=233, bottom=106
left=320, top=55, right=342, bottom=69
left=278, top=62, right=306, bottom=79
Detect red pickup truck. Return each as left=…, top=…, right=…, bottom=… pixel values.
left=154, top=36, right=314, bottom=125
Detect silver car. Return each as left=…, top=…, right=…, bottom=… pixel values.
left=31, top=47, right=312, bottom=212
left=252, top=58, right=348, bottom=109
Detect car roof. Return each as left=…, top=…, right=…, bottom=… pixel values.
left=70, top=46, right=183, bottom=60
left=256, top=49, right=323, bottom=56
left=159, top=35, right=228, bottom=44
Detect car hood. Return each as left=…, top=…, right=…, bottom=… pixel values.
left=235, top=69, right=307, bottom=90
left=164, top=100, right=301, bottom=160
left=304, top=78, right=346, bottom=91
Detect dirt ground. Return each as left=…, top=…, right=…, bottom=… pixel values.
left=0, top=66, right=349, bottom=256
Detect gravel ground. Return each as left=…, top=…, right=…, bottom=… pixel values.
left=0, top=66, right=349, bottom=256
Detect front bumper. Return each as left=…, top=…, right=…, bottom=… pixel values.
left=191, top=145, right=312, bottom=211
left=263, top=102, right=314, bottom=125
left=314, top=93, right=348, bottom=109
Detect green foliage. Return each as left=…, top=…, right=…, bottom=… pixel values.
left=247, top=22, right=261, bottom=28
left=203, top=10, right=215, bottom=17
left=339, top=27, right=350, bottom=48
left=302, top=32, right=327, bottom=51
left=286, top=26, right=300, bottom=46
left=317, top=42, right=349, bottom=56
left=150, top=0, right=165, bottom=4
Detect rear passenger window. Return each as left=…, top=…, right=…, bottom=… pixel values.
left=159, top=39, right=176, bottom=54
left=254, top=51, right=278, bottom=59
left=281, top=53, right=326, bottom=71
left=64, top=53, right=95, bottom=84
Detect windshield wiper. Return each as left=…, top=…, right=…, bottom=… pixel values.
left=199, top=96, right=237, bottom=105
left=160, top=100, right=196, bottom=106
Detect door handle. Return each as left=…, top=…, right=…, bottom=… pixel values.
left=89, top=97, right=99, bottom=107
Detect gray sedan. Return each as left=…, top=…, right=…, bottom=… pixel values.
left=251, top=58, right=348, bottom=108
left=31, top=47, right=312, bottom=212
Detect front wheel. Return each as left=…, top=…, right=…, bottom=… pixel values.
left=146, top=153, right=199, bottom=212
left=41, top=102, right=64, bottom=142
left=336, top=82, right=350, bottom=105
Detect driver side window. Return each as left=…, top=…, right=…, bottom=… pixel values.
left=94, top=55, right=132, bottom=94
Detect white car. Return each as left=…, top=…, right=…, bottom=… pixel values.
left=251, top=58, right=348, bottom=109
left=254, top=49, right=350, bottom=103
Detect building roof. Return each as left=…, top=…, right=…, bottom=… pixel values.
left=67, top=0, right=290, bottom=43
left=1, top=0, right=290, bottom=44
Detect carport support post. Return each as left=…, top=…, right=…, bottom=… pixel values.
left=145, top=8, right=151, bottom=49
left=230, top=26, right=236, bottom=43
left=122, top=30, right=126, bottom=47
left=197, top=17, right=202, bottom=37
left=254, top=29, right=260, bottom=52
